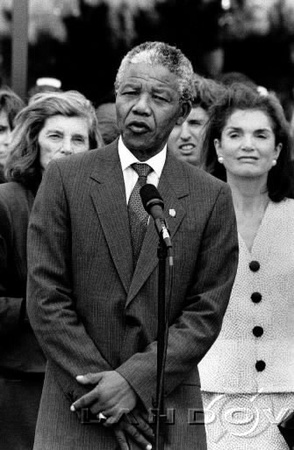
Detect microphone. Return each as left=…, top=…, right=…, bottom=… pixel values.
left=140, top=184, right=172, bottom=249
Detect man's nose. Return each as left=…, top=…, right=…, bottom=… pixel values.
left=179, top=122, right=191, bottom=140
left=132, top=93, right=151, bottom=115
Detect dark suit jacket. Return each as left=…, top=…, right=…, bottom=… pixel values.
left=0, top=181, right=46, bottom=450
left=0, top=181, right=45, bottom=372
left=27, top=140, right=239, bottom=449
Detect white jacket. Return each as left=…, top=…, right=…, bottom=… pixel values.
left=199, top=198, right=294, bottom=393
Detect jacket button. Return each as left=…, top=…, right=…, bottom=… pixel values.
left=253, top=326, right=263, bottom=337
left=251, top=292, right=262, bottom=303
left=255, top=360, right=266, bottom=372
left=249, top=261, right=260, bottom=272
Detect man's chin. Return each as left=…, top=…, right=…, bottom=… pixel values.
left=123, top=134, right=151, bottom=152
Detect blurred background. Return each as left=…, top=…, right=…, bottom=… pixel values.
left=1, top=0, right=294, bottom=110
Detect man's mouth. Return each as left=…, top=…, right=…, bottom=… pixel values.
left=179, top=144, right=195, bottom=154
left=128, top=121, right=150, bottom=134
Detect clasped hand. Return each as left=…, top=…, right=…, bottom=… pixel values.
left=70, top=370, right=154, bottom=450
left=70, top=370, right=136, bottom=425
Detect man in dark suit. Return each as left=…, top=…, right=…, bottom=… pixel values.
left=27, top=41, right=238, bottom=449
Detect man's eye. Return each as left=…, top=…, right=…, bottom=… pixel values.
left=123, top=91, right=137, bottom=96
left=0, top=126, right=8, bottom=134
left=154, top=95, right=168, bottom=102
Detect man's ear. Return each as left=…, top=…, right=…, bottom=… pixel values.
left=175, top=101, right=192, bottom=126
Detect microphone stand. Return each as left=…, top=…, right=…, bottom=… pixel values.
left=153, top=219, right=173, bottom=450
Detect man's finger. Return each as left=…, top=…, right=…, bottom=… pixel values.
left=104, top=415, right=119, bottom=427
left=70, top=389, right=100, bottom=411
left=120, top=419, right=153, bottom=449
left=102, top=407, right=129, bottom=427
left=127, top=411, right=154, bottom=440
left=113, top=427, right=130, bottom=450
left=76, top=372, right=104, bottom=385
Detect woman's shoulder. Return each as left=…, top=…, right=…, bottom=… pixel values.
left=273, top=198, right=294, bottom=215
left=0, top=182, right=33, bottom=214
left=0, top=181, right=27, bottom=201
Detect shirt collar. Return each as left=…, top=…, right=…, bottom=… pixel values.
left=118, top=136, right=166, bottom=178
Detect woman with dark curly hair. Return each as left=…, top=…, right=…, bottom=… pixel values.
left=198, top=83, right=294, bottom=449
left=0, top=90, right=103, bottom=450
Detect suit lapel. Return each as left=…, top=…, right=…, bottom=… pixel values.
left=90, top=142, right=133, bottom=294
left=126, top=152, right=190, bottom=306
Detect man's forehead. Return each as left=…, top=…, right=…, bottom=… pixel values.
left=122, top=62, right=178, bottom=88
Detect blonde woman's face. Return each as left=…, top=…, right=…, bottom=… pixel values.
left=38, top=115, right=90, bottom=170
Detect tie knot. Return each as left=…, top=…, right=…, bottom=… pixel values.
left=132, top=163, right=153, bottom=179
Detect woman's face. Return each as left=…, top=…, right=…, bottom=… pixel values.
left=38, top=115, right=90, bottom=170
left=0, top=110, right=12, bottom=167
left=167, top=106, right=209, bottom=166
left=214, top=109, right=282, bottom=181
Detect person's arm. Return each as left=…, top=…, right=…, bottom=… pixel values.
left=0, top=199, right=25, bottom=336
left=27, top=161, right=112, bottom=402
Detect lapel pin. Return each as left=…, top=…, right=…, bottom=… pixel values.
left=169, top=208, right=176, bottom=218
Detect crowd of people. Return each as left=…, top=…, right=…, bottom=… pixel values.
left=0, top=40, right=293, bottom=450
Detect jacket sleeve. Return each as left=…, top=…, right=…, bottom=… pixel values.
left=27, top=161, right=112, bottom=402
left=117, top=183, right=239, bottom=410
left=0, top=196, right=25, bottom=337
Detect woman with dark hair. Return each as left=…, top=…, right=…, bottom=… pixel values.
left=0, top=87, right=25, bottom=182
left=198, top=83, right=294, bottom=449
left=0, top=90, right=103, bottom=450
left=202, top=82, right=294, bottom=201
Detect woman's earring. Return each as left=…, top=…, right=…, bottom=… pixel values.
left=218, top=156, right=224, bottom=164
left=272, top=159, right=277, bottom=167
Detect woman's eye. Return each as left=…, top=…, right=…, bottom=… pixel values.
left=73, top=137, right=85, bottom=144
left=48, top=134, right=62, bottom=140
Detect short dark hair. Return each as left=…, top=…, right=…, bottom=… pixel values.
left=192, top=75, right=226, bottom=111
left=201, top=83, right=294, bottom=202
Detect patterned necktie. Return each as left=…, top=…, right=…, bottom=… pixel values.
left=128, top=163, right=153, bottom=266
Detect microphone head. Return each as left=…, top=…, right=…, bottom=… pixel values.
left=140, top=184, right=164, bottom=214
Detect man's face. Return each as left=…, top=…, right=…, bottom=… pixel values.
left=168, top=106, right=209, bottom=166
left=116, top=62, right=190, bottom=161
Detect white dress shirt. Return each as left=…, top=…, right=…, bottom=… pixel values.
left=118, top=136, right=166, bottom=203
